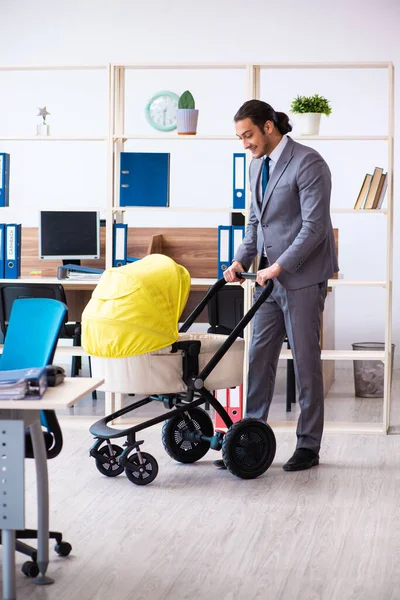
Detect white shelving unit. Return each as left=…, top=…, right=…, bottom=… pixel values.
left=0, top=63, right=111, bottom=216
left=107, top=62, right=251, bottom=413
left=0, top=62, right=394, bottom=432
left=250, top=61, right=394, bottom=433
left=109, top=61, right=394, bottom=433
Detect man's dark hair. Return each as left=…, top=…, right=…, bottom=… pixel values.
left=234, top=100, right=292, bottom=135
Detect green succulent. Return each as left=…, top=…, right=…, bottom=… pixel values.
left=290, top=94, right=332, bottom=116
left=178, top=90, right=195, bottom=110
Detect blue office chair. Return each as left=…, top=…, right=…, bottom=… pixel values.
left=0, top=281, right=93, bottom=382
left=0, top=298, right=73, bottom=577
left=0, top=297, right=66, bottom=370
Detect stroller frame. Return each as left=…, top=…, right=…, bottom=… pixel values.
left=89, top=274, right=276, bottom=483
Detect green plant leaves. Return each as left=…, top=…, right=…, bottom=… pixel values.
left=178, top=90, right=195, bottom=110
left=290, top=94, right=332, bottom=116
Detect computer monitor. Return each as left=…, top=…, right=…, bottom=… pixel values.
left=39, top=211, right=100, bottom=263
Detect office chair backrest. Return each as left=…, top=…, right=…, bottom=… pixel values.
left=0, top=297, right=67, bottom=459
left=208, top=285, right=244, bottom=337
left=0, top=283, right=70, bottom=338
left=0, top=297, right=67, bottom=370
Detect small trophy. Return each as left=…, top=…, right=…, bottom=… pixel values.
left=36, top=106, right=50, bottom=136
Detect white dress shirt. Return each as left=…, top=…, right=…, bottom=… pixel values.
left=257, top=134, right=289, bottom=200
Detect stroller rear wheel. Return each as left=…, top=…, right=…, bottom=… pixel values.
left=222, top=418, right=276, bottom=479
left=95, top=443, right=125, bottom=477
left=162, top=407, right=214, bottom=464
left=125, top=452, right=158, bottom=485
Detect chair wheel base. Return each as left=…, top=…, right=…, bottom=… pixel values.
left=33, top=574, right=55, bottom=585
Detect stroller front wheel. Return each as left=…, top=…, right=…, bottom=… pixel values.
left=95, top=443, right=125, bottom=477
left=162, top=407, right=214, bottom=464
left=222, top=418, right=276, bottom=479
left=125, top=452, right=159, bottom=485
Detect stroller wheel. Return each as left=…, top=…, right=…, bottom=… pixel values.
left=162, top=407, right=214, bottom=464
left=95, top=444, right=125, bottom=477
left=222, top=418, right=276, bottom=480
left=125, top=452, right=158, bottom=485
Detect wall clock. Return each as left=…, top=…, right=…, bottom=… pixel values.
left=145, top=91, right=179, bottom=132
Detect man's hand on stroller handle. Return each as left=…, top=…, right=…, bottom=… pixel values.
left=256, top=262, right=283, bottom=286
left=224, top=261, right=283, bottom=287
left=224, top=261, right=245, bottom=283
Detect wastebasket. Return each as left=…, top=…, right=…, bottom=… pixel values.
left=352, top=342, right=395, bottom=398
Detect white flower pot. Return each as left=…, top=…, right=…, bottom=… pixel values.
left=294, top=112, right=321, bottom=135
left=176, top=109, right=199, bottom=135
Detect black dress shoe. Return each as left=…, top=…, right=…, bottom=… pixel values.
left=282, top=448, right=319, bottom=472
left=213, top=459, right=226, bottom=469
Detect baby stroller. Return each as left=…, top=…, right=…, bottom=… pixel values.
left=85, top=256, right=276, bottom=485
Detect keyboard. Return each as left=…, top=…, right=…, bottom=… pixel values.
left=65, top=272, right=102, bottom=281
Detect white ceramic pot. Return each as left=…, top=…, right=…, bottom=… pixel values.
left=294, top=112, right=321, bottom=135
left=176, top=109, right=199, bottom=135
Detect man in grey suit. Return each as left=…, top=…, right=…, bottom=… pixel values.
left=224, top=100, right=339, bottom=471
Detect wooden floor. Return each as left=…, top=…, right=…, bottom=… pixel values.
left=6, top=408, right=400, bottom=600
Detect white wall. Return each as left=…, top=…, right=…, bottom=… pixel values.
left=0, top=0, right=399, bottom=363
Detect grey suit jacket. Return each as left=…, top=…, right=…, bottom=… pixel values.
left=234, top=136, right=339, bottom=290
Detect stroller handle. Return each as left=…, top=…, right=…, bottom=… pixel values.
left=179, top=275, right=274, bottom=385
left=236, top=272, right=256, bottom=280
left=196, top=278, right=274, bottom=382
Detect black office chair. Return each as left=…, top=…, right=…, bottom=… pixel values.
left=207, top=285, right=296, bottom=412
left=0, top=282, right=96, bottom=399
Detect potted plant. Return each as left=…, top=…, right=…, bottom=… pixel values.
left=290, top=94, right=332, bottom=135
left=176, top=90, right=199, bottom=135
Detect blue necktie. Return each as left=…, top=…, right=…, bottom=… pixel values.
left=262, top=156, right=271, bottom=198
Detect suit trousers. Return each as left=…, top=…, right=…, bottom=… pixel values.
left=245, top=278, right=328, bottom=452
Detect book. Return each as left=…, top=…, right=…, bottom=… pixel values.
left=120, top=152, right=170, bottom=207
left=0, top=153, right=10, bottom=207
left=354, top=174, right=372, bottom=209
left=363, top=167, right=384, bottom=209
left=372, top=173, right=388, bottom=209
left=0, top=367, right=48, bottom=399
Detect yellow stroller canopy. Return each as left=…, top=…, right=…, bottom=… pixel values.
left=82, top=254, right=191, bottom=358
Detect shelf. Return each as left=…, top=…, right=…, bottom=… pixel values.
left=331, top=208, right=388, bottom=214
left=257, top=62, right=392, bottom=69
left=328, top=280, right=386, bottom=287
left=0, top=136, right=107, bottom=141
left=0, top=65, right=108, bottom=71
left=269, top=421, right=386, bottom=434
left=0, top=343, right=88, bottom=357
left=188, top=278, right=387, bottom=288
left=292, top=135, right=389, bottom=141
left=54, top=346, right=88, bottom=357
left=112, top=206, right=387, bottom=220
left=112, top=61, right=393, bottom=70
left=112, top=206, right=245, bottom=213
left=113, top=62, right=247, bottom=70
left=114, top=134, right=237, bottom=141
left=114, top=134, right=389, bottom=142
left=280, top=349, right=386, bottom=361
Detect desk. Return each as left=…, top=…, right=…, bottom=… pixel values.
left=0, top=377, right=103, bottom=600
left=0, top=276, right=336, bottom=401
left=0, top=278, right=98, bottom=324
left=0, top=277, right=215, bottom=323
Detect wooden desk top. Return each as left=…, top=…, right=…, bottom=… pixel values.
left=0, top=277, right=100, bottom=291
left=0, top=276, right=219, bottom=291
left=0, top=276, right=339, bottom=293
left=0, top=377, right=104, bottom=410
